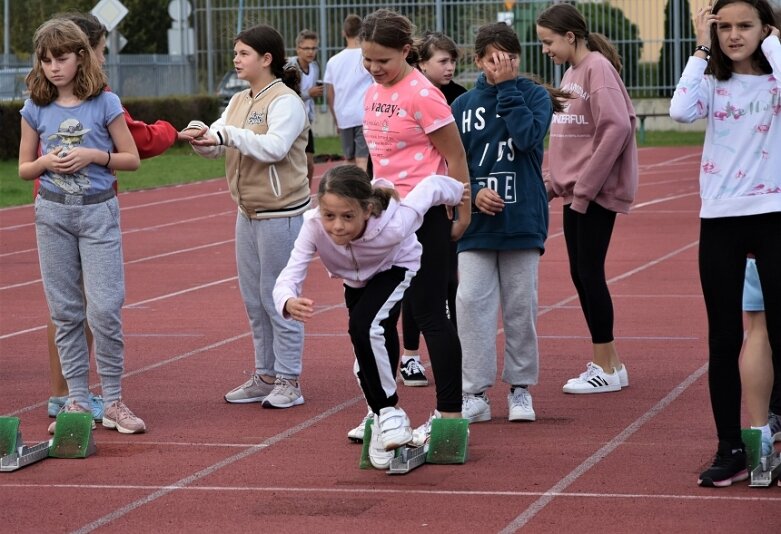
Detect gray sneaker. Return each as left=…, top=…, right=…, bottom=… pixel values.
left=224, top=374, right=275, bottom=404
left=262, top=378, right=304, bottom=409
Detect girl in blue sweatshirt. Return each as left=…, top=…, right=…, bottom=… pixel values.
left=451, top=22, right=567, bottom=424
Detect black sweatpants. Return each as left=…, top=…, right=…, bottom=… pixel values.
left=699, top=212, right=781, bottom=448
left=345, top=266, right=413, bottom=414
left=563, top=202, right=618, bottom=344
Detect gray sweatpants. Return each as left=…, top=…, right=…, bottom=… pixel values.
left=235, top=212, right=304, bottom=379
left=457, top=249, right=540, bottom=394
left=35, top=196, right=125, bottom=407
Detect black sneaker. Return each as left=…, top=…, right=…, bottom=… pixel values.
left=698, top=442, right=748, bottom=487
left=400, top=358, right=428, bottom=387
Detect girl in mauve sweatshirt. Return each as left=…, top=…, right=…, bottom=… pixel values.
left=536, top=3, right=638, bottom=395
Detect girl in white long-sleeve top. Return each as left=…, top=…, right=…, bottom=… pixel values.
left=669, top=0, right=781, bottom=488
left=273, top=165, right=465, bottom=470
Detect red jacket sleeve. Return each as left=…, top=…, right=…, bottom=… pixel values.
left=124, top=107, right=177, bottom=159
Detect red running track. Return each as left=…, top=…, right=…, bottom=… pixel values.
left=0, top=147, right=777, bottom=533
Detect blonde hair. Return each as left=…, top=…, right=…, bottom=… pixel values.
left=26, top=18, right=106, bottom=106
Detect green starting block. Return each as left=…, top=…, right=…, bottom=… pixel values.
left=0, top=416, right=21, bottom=457
left=359, top=417, right=469, bottom=474
left=49, top=412, right=96, bottom=459
left=742, top=428, right=781, bottom=487
left=0, top=416, right=50, bottom=472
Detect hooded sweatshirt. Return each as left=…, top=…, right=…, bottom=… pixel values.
left=450, top=73, right=551, bottom=253
left=273, top=175, right=463, bottom=317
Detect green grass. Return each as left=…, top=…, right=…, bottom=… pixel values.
left=0, top=132, right=702, bottom=208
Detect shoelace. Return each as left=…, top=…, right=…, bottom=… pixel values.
left=109, top=401, right=135, bottom=422
left=462, top=395, right=485, bottom=413
left=510, top=389, right=531, bottom=409
left=579, top=362, right=602, bottom=380
left=404, top=359, right=425, bottom=374
left=272, top=378, right=298, bottom=395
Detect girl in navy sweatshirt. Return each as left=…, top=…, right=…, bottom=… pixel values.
left=451, top=23, right=567, bottom=424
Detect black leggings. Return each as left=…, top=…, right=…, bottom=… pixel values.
left=402, top=206, right=462, bottom=413
left=563, top=202, right=617, bottom=344
left=699, top=212, right=781, bottom=448
left=402, top=240, right=458, bottom=350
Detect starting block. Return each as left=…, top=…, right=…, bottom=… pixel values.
left=742, top=428, right=781, bottom=488
left=0, top=417, right=50, bottom=472
left=49, top=412, right=96, bottom=459
left=358, top=417, right=469, bottom=474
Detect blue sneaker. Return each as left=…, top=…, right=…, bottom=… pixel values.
left=89, top=393, right=104, bottom=422
left=48, top=393, right=103, bottom=421
left=48, top=395, right=68, bottom=417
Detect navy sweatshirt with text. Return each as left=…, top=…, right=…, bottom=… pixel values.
left=451, top=73, right=552, bottom=254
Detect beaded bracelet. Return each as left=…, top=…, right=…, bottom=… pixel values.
left=694, top=44, right=711, bottom=57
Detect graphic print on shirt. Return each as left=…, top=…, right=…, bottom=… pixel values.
left=45, top=118, right=92, bottom=194
left=473, top=171, right=518, bottom=213
left=552, top=82, right=590, bottom=127
left=362, top=70, right=454, bottom=194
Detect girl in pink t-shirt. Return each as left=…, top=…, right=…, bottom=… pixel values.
left=351, top=9, right=470, bottom=449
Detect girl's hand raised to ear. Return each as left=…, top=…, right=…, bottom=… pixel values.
left=694, top=5, right=718, bottom=48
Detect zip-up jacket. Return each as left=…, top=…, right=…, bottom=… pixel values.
left=273, top=175, right=463, bottom=317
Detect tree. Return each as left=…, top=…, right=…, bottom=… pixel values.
left=0, top=0, right=170, bottom=58
left=658, top=0, right=695, bottom=97
left=117, top=0, right=173, bottom=54
left=520, top=1, right=643, bottom=90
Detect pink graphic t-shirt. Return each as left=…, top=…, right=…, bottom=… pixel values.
left=363, top=68, right=454, bottom=198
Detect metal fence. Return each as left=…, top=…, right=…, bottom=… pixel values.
left=192, top=0, right=711, bottom=97
left=2, top=0, right=715, bottom=101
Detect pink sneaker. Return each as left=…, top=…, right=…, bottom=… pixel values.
left=48, top=401, right=96, bottom=434
left=102, top=400, right=146, bottom=434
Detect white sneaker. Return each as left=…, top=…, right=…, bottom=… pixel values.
left=615, top=364, right=629, bottom=388
left=368, top=420, right=394, bottom=470
left=566, top=363, right=629, bottom=388
left=376, top=406, right=412, bottom=451
left=347, top=409, right=374, bottom=443
left=462, top=393, right=491, bottom=423
left=508, top=388, right=535, bottom=421
left=562, top=362, right=621, bottom=394
left=411, top=410, right=441, bottom=447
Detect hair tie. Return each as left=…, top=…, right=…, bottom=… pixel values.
left=584, top=30, right=590, bottom=41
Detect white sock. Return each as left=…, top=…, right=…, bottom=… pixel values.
left=751, top=424, right=771, bottom=442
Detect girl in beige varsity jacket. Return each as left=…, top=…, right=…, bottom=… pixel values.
left=184, top=24, right=311, bottom=408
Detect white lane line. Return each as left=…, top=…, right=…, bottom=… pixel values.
left=498, top=363, right=709, bottom=533
left=3, top=304, right=344, bottom=417
left=0, top=483, right=777, bottom=504
left=69, top=396, right=366, bottom=534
